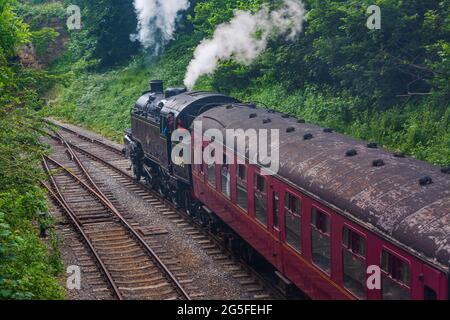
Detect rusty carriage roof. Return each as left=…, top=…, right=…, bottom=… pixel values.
left=162, top=91, right=238, bottom=114
left=195, top=103, right=450, bottom=272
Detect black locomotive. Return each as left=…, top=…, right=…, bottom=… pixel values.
left=124, top=80, right=237, bottom=209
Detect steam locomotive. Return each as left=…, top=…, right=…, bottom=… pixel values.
left=124, top=80, right=449, bottom=300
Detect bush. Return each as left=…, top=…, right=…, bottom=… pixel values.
left=1, top=0, right=65, bottom=300
left=30, top=27, right=59, bottom=57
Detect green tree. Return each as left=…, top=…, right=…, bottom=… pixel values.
left=291, top=0, right=449, bottom=106
left=70, top=0, right=140, bottom=67
left=1, top=0, right=65, bottom=299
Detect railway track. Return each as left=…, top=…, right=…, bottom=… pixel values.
left=44, top=119, right=284, bottom=300
left=43, top=129, right=191, bottom=300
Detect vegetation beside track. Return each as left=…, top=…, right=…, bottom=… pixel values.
left=0, top=0, right=65, bottom=299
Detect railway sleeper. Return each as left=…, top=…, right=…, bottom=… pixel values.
left=114, top=276, right=165, bottom=286
left=90, top=236, right=135, bottom=244
left=107, top=264, right=157, bottom=273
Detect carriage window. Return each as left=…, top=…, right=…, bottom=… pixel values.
left=207, top=163, right=216, bottom=187
left=312, top=208, right=330, bottom=234
left=381, top=250, right=410, bottom=300
left=254, top=173, right=267, bottom=225
left=285, top=192, right=301, bottom=214
left=343, top=227, right=366, bottom=256
left=342, top=227, right=367, bottom=299
left=236, top=164, right=248, bottom=212
left=207, top=149, right=216, bottom=187
left=285, top=193, right=301, bottom=251
left=311, top=208, right=331, bottom=273
left=221, top=165, right=231, bottom=199
left=255, top=174, right=266, bottom=193
left=272, top=193, right=280, bottom=228
left=197, top=146, right=204, bottom=174
left=238, top=164, right=247, bottom=180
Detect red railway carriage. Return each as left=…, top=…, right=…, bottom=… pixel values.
left=127, top=81, right=449, bottom=300
left=190, top=103, right=449, bottom=300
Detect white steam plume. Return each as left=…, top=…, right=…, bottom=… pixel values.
left=131, top=0, right=190, bottom=53
left=184, top=0, right=306, bottom=89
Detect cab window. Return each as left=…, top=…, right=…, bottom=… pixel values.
left=160, top=116, right=167, bottom=135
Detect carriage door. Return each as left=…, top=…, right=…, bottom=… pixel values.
left=421, top=264, right=441, bottom=300
left=269, top=184, right=283, bottom=270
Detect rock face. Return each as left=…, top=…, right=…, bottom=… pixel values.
left=18, top=43, right=41, bottom=69
left=38, top=16, right=69, bottom=66
left=20, top=15, right=69, bottom=68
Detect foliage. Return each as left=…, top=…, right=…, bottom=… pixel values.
left=66, top=0, right=140, bottom=68
left=0, top=0, right=29, bottom=57
left=299, top=0, right=449, bottom=106
left=0, top=101, right=66, bottom=301
left=14, top=0, right=67, bottom=30
left=43, top=0, right=449, bottom=167
left=30, top=27, right=59, bottom=57
left=0, top=0, right=65, bottom=300
left=189, top=0, right=269, bottom=36
left=12, top=1, right=66, bottom=66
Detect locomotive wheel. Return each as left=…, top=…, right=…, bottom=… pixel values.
left=144, top=167, right=156, bottom=190
left=156, top=179, right=168, bottom=198
left=198, top=209, right=210, bottom=227
left=242, top=244, right=255, bottom=264
left=131, top=162, right=141, bottom=181
left=183, top=190, right=194, bottom=216
left=144, top=174, right=153, bottom=189
left=171, top=190, right=181, bottom=208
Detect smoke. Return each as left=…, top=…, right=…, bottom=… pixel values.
left=131, top=0, right=190, bottom=53
left=184, top=0, right=306, bottom=89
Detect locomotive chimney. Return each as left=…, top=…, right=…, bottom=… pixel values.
left=150, top=80, right=164, bottom=94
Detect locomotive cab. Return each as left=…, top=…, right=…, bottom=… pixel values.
left=125, top=79, right=238, bottom=207
left=127, top=79, right=238, bottom=174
